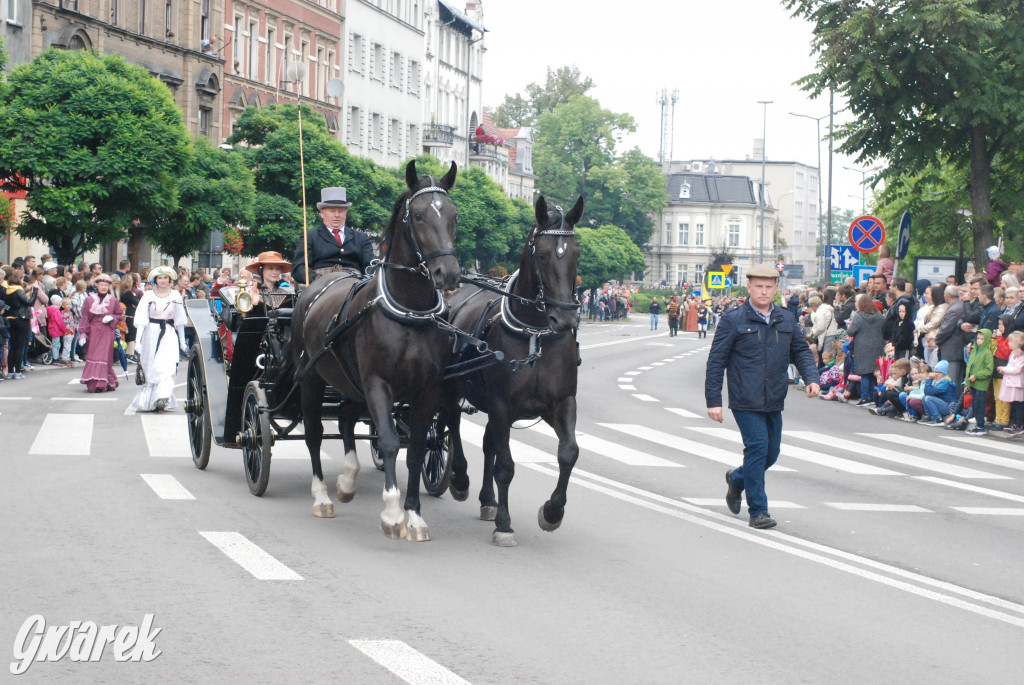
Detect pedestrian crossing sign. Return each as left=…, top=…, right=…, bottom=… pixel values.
left=708, top=272, right=725, bottom=288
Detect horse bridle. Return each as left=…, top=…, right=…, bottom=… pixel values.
left=527, top=206, right=580, bottom=312
left=396, top=184, right=458, bottom=274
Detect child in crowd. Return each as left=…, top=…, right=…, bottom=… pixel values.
left=60, top=297, right=76, bottom=366
left=923, top=331, right=939, bottom=368
left=45, top=295, right=67, bottom=366
left=963, top=328, right=995, bottom=435
left=919, top=360, right=959, bottom=426
left=871, top=358, right=912, bottom=416
left=901, top=362, right=931, bottom=422
left=996, top=330, right=1024, bottom=437
left=992, top=315, right=1012, bottom=428
left=818, top=349, right=847, bottom=400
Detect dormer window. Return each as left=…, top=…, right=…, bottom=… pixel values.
left=679, top=183, right=691, bottom=199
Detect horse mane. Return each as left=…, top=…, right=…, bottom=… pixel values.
left=380, top=175, right=437, bottom=250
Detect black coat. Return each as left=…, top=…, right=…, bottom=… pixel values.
left=705, top=301, right=819, bottom=413
left=291, top=224, right=375, bottom=284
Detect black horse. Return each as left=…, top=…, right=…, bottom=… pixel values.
left=442, top=195, right=584, bottom=546
left=290, top=160, right=459, bottom=541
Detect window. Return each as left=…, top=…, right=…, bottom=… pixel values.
left=677, top=265, right=687, bottom=285
left=664, top=222, right=672, bottom=245
left=695, top=222, right=705, bottom=246
left=391, top=51, right=402, bottom=89
left=795, top=201, right=803, bottom=218
left=317, top=46, right=325, bottom=99
left=371, top=43, right=384, bottom=81
left=266, top=26, right=276, bottom=85
left=110, top=0, right=119, bottom=26
left=695, top=264, right=704, bottom=284
left=6, top=0, right=18, bottom=23
left=350, top=33, right=364, bottom=74
left=201, top=0, right=210, bottom=40
left=728, top=223, right=740, bottom=247
left=348, top=106, right=361, bottom=146
left=665, top=265, right=673, bottom=283
left=390, top=118, right=401, bottom=153
left=408, top=60, right=420, bottom=94
left=233, top=17, right=243, bottom=64
left=407, top=123, right=417, bottom=157
left=248, top=21, right=258, bottom=79
left=795, top=171, right=804, bottom=188
left=139, top=0, right=146, bottom=34
left=371, top=113, right=382, bottom=149
left=283, top=34, right=292, bottom=85
left=165, top=0, right=172, bottom=38
left=199, top=107, right=211, bottom=136
left=678, top=223, right=689, bottom=245
left=301, top=39, right=310, bottom=95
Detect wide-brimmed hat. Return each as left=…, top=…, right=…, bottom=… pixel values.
left=316, top=187, right=352, bottom=210
left=149, top=266, right=177, bottom=283
left=746, top=263, right=781, bottom=280
left=245, top=251, right=292, bottom=274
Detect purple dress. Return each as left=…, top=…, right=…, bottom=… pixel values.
left=79, top=293, right=125, bottom=392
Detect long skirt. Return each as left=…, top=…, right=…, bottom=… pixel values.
left=80, top=324, right=119, bottom=392
left=131, top=322, right=180, bottom=411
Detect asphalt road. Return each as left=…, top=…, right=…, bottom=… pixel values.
left=2, top=318, right=1023, bottom=684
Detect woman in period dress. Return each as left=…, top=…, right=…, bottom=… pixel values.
left=244, top=251, right=294, bottom=314
left=132, top=266, right=188, bottom=412
left=79, top=274, right=125, bottom=392
left=685, top=294, right=700, bottom=332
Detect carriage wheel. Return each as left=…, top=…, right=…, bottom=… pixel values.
left=422, top=416, right=452, bottom=497
left=241, top=382, right=273, bottom=496
left=369, top=428, right=385, bottom=472
left=185, top=347, right=212, bottom=470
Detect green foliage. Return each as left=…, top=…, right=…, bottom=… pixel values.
left=247, top=192, right=304, bottom=257
left=576, top=224, right=646, bottom=289
left=784, top=0, right=1024, bottom=268
left=491, top=66, right=595, bottom=128
left=147, top=137, right=255, bottom=267
left=228, top=104, right=401, bottom=251
left=0, top=49, right=191, bottom=265
left=535, top=96, right=666, bottom=248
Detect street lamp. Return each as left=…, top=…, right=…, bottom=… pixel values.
left=789, top=110, right=827, bottom=280
left=757, top=100, right=773, bottom=263
left=843, top=165, right=880, bottom=214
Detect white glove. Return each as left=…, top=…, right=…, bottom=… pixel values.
left=102, top=315, right=113, bottom=324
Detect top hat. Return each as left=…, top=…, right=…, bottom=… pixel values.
left=317, top=187, right=352, bottom=210
left=245, top=251, right=293, bottom=274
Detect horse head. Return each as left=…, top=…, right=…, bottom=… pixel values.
left=389, top=159, right=460, bottom=291
left=525, top=195, right=585, bottom=333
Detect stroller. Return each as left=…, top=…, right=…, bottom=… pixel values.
left=27, top=328, right=54, bottom=365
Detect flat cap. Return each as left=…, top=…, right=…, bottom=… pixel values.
left=746, top=263, right=781, bottom=279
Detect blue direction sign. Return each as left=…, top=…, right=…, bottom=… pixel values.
left=849, top=215, right=886, bottom=253
left=897, top=211, right=912, bottom=259
left=853, top=264, right=875, bottom=286
left=830, top=244, right=861, bottom=271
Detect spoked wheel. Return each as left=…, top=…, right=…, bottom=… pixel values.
left=184, top=346, right=212, bottom=470
left=423, top=415, right=452, bottom=497
left=369, top=423, right=385, bottom=471
left=239, top=381, right=273, bottom=496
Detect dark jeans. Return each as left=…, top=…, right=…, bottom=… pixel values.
left=971, top=389, right=987, bottom=428
left=6, top=318, right=30, bottom=374
left=728, top=410, right=783, bottom=517
left=1011, top=401, right=1024, bottom=428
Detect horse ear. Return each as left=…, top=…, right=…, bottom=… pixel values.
left=440, top=161, right=458, bottom=190
left=534, top=196, right=548, bottom=226
left=405, top=159, right=418, bottom=189
left=566, top=196, right=585, bottom=226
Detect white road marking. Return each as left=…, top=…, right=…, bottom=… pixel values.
left=631, top=394, right=659, bottom=402
left=0, top=396, right=31, bottom=400
left=636, top=366, right=653, bottom=370
left=580, top=334, right=673, bottom=350
left=665, top=407, right=702, bottom=419
left=825, top=503, right=931, bottom=512
left=690, top=427, right=902, bottom=476
left=619, top=385, right=637, bottom=391
left=459, top=421, right=553, bottom=463
left=942, top=434, right=1024, bottom=454
left=67, top=378, right=79, bottom=384
left=523, top=463, right=1024, bottom=628
left=174, top=382, right=186, bottom=388
left=30, top=414, right=92, bottom=454
left=199, top=532, right=302, bottom=580
left=661, top=358, right=677, bottom=362
left=860, top=433, right=1024, bottom=471
left=950, top=507, right=1024, bottom=516
left=140, top=474, right=195, bottom=500
left=141, top=414, right=193, bottom=457
left=49, top=396, right=117, bottom=402
left=616, top=377, right=634, bottom=383
left=787, top=431, right=1006, bottom=480
left=624, top=371, right=641, bottom=376
left=646, top=343, right=674, bottom=347
left=348, top=639, right=471, bottom=685
left=683, top=497, right=804, bottom=509
left=914, top=477, right=1024, bottom=503
left=527, top=422, right=683, bottom=468
left=650, top=362, right=665, bottom=366
left=599, top=423, right=796, bottom=471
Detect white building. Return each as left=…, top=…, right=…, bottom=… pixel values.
left=644, top=169, right=776, bottom=288
left=342, top=0, right=429, bottom=167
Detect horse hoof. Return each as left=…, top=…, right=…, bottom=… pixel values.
left=406, top=526, right=431, bottom=542
left=313, top=503, right=335, bottom=518
left=538, top=504, right=562, bottom=532
left=449, top=484, right=469, bottom=502
left=491, top=531, right=518, bottom=547
left=480, top=505, right=498, bottom=521
left=381, top=519, right=407, bottom=540
left=336, top=487, right=355, bottom=503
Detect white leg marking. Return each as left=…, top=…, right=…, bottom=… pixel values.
left=336, top=449, right=361, bottom=502
left=381, top=486, right=403, bottom=526
left=311, top=476, right=334, bottom=517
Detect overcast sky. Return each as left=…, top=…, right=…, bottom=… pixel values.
left=480, top=0, right=873, bottom=217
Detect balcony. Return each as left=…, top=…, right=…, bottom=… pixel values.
left=423, top=123, right=456, bottom=147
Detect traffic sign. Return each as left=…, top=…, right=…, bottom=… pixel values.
left=775, top=261, right=785, bottom=271
left=723, top=276, right=733, bottom=289
left=896, top=211, right=912, bottom=260
left=830, top=270, right=852, bottom=284
left=708, top=272, right=725, bottom=287
left=853, top=264, right=875, bottom=286
left=849, top=215, right=886, bottom=253
left=830, top=245, right=861, bottom=271
left=721, top=265, right=734, bottom=275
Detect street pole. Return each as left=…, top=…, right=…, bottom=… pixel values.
left=826, top=89, right=834, bottom=284
left=789, top=110, right=827, bottom=281
left=758, top=100, right=772, bottom=264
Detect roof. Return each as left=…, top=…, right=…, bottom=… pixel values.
left=666, top=174, right=756, bottom=205
left=438, top=0, right=486, bottom=36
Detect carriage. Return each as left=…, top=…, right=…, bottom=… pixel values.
left=181, top=285, right=459, bottom=498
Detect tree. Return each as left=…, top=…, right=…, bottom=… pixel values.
left=706, top=243, right=736, bottom=276
left=576, top=224, right=646, bottom=289
left=146, top=137, right=255, bottom=267
left=784, top=0, right=1024, bottom=269
left=0, top=49, right=191, bottom=265
left=491, top=65, right=595, bottom=128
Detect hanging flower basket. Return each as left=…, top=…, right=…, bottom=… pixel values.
left=488, top=265, right=509, bottom=279
left=0, top=199, right=15, bottom=240
left=223, top=226, right=244, bottom=255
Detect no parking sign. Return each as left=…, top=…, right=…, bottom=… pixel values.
left=849, top=215, right=886, bottom=253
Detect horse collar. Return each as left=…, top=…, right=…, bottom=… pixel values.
left=500, top=271, right=554, bottom=338
left=376, top=264, right=447, bottom=324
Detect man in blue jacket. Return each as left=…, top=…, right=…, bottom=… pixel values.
left=705, top=263, right=820, bottom=529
